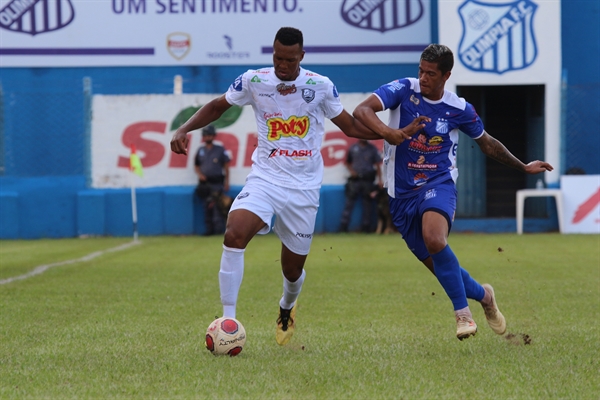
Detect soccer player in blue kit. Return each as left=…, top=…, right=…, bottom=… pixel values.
left=353, top=44, right=554, bottom=340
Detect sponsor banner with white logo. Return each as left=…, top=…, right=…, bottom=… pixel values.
left=1, top=0, right=430, bottom=67
left=560, top=175, right=600, bottom=234
left=439, top=0, right=562, bottom=184
left=91, top=93, right=388, bottom=188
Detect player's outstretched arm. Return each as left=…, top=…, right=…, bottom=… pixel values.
left=353, top=94, right=429, bottom=145
left=170, top=94, right=232, bottom=155
left=331, top=110, right=382, bottom=140
left=475, top=131, right=554, bottom=174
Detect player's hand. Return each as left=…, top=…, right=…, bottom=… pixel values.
left=384, top=129, right=412, bottom=145
left=170, top=129, right=189, bottom=155
left=402, top=115, right=431, bottom=136
left=524, top=160, right=554, bottom=174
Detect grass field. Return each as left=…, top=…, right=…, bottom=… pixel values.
left=1, top=233, right=598, bottom=399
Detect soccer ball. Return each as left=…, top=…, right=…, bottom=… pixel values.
left=205, top=317, right=246, bottom=356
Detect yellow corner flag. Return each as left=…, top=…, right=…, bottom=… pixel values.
left=130, top=144, right=144, bottom=177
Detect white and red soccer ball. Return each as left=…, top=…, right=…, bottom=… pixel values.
left=205, top=317, right=246, bottom=356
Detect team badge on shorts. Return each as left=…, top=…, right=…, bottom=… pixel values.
left=341, top=0, right=424, bottom=32
left=458, top=0, right=538, bottom=74
left=0, top=0, right=75, bottom=35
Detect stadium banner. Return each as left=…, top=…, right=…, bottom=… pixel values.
left=439, top=0, right=562, bottom=184
left=560, top=175, right=600, bottom=234
left=1, top=0, right=431, bottom=67
left=91, top=93, right=388, bottom=188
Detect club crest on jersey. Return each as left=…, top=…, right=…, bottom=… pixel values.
left=410, top=94, right=420, bottom=105
left=0, top=0, right=75, bottom=35
left=302, top=89, right=316, bottom=103
left=435, top=119, right=449, bottom=134
left=341, top=0, right=424, bottom=33
left=458, top=0, right=538, bottom=74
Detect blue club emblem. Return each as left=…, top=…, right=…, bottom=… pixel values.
left=341, top=0, right=424, bottom=32
left=0, top=0, right=75, bottom=36
left=458, top=0, right=538, bottom=74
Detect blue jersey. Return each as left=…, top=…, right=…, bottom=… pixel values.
left=373, top=78, right=484, bottom=198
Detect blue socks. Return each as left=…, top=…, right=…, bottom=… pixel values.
left=432, top=245, right=485, bottom=310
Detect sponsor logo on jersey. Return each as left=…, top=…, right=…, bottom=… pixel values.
left=251, top=76, right=266, bottom=83
left=268, top=148, right=313, bottom=159
left=458, top=0, right=538, bottom=74
left=263, top=111, right=283, bottom=120
left=408, top=155, right=437, bottom=170
left=167, top=33, right=191, bottom=60
left=428, top=136, right=443, bottom=145
left=332, top=85, right=339, bottom=98
left=237, top=192, right=250, bottom=200
left=0, top=0, right=75, bottom=35
left=341, top=0, right=424, bottom=33
left=435, top=119, right=449, bottom=134
left=409, top=134, right=442, bottom=154
left=276, top=83, right=297, bottom=96
left=302, top=88, right=316, bottom=103
left=231, top=74, right=243, bottom=91
left=267, top=116, right=310, bottom=141
left=413, top=172, right=428, bottom=186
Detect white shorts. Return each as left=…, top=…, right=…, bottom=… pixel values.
left=229, top=175, right=319, bottom=255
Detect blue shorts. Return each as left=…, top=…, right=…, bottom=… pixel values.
left=389, top=181, right=456, bottom=261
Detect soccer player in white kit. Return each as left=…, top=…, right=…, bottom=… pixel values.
left=170, top=27, right=428, bottom=345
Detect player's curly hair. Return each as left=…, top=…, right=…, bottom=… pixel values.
left=421, top=44, right=454, bottom=75
left=274, top=27, right=303, bottom=49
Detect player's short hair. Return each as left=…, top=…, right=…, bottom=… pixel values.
left=274, top=27, right=303, bottom=49
left=421, top=44, right=454, bottom=75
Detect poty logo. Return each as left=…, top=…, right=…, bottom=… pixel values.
left=458, top=0, right=538, bottom=74
left=0, top=0, right=74, bottom=35
left=267, top=116, right=310, bottom=141
left=341, top=0, right=424, bottom=32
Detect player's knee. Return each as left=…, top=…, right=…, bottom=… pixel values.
left=423, top=234, right=447, bottom=255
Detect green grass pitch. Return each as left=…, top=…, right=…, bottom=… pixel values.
left=1, top=233, right=598, bottom=399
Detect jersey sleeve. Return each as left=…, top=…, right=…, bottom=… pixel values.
left=458, top=102, right=485, bottom=139
left=321, top=81, right=344, bottom=120
left=225, top=71, right=253, bottom=106
left=372, top=78, right=411, bottom=111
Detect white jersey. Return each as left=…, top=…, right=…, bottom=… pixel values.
left=225, top=67, right=344, bottom=189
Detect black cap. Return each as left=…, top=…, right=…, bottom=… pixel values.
left=202, top=125, right=216, bottom=136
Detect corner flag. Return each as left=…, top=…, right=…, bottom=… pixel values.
left=130, top=144, right=143, bottom=177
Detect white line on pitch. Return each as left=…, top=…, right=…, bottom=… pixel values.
left=0, top=240, right=142, bottom=285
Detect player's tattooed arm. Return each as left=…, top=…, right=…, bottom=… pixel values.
left=475, top=131, right=553, bottom=174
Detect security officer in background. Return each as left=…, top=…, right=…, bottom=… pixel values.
left=339, top=139, right=382, bottom=233
left=195, top=125, right=231, bottom=235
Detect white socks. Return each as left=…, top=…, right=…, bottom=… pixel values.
left=279, top=269, right=306, bottom=310
left=219, top=245, right=245, bottom=319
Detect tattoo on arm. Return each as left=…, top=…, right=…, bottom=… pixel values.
left=479, top=134, right=526, bottom=172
